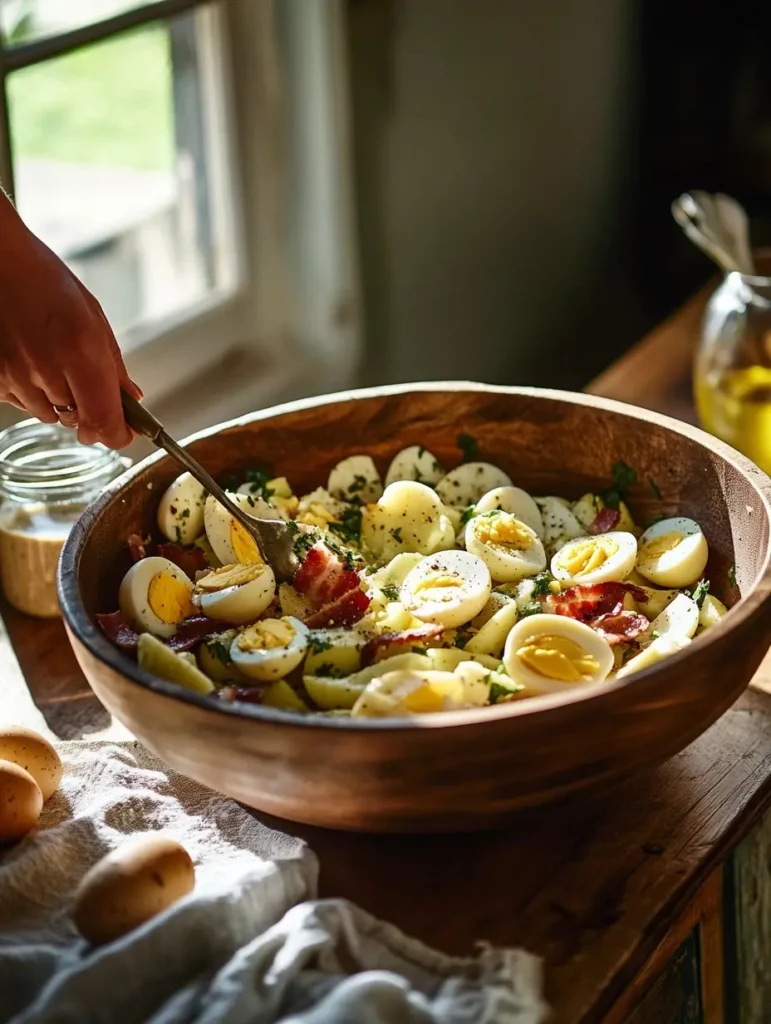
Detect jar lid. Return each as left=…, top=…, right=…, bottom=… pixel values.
left=0, top=420, right=126, bottom=505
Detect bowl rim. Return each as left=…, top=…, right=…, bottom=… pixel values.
left=58, top=381, right=771, bottom=732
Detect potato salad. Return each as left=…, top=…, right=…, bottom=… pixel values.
left=97, top=442, right=729, bottom=718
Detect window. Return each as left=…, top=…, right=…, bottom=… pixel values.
left=0, top=0, right=361, bottom=428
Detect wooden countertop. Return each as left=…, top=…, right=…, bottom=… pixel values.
left=8, top=287, right=771, bottom=1022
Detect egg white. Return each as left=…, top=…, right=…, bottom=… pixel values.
left=636, top=517, right=708, bottom=588
left=646, top=592, right=699, bottom=641
left=328, top=455, right=383, bottom=504
left=384, top=446, right=445, bottom=487
left=535, top=496, right=586, bottom=555
left=503, top=613, right=613, bottom=693
left=400, top=549, right=491, bottom=628
left=362, top=481, right=445, bottom=558
left=119, top=557, right=194, bottom=638
left=466, top=511, right=546, bottom=583
left=551, top=531, right=637, bottom=586
left=474, top=486, right=544, bottom=538
left=156, top=473, right=206, bottom=545
left=229, top=616, right=308, bottom=681
left=194, top=563, right=276, bottom=624
left=204, top=492, right=265, bottom=566
left=435, top=462, right=513, bottom=509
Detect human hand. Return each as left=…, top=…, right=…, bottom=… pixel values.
left=0, top=195, right=142, bottom=449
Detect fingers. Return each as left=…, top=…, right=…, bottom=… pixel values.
left=65, top=348, right=132, bottom=450
left=0, top=392, right=25, bottom=411
left=13, top=383, right=58, bottom=424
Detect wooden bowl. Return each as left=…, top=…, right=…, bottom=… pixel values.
left=59, top=384, right=771, bottom=833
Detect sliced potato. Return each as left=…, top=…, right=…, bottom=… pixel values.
left=138, top=634, right=215, bottom=695
left=698, top=594, right=728, bottom=631
left=304, top=675, right=367, bottom=710
left=261, top=679, right=309, bottom=712
left=305, top=628, right=366, bottom=677
left=427, top=647, right=502, bottom=672
left=464, top=599, right=520, bottom=656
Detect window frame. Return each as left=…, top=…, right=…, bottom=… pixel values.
left=0, top=0, right=361, bottom=426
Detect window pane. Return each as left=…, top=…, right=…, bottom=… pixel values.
left=8, top=11, right=230, bottom=347
left=0, top=0, right=158, bottom=46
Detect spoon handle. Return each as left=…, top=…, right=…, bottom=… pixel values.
left=120, top=391, right=271, bottom=554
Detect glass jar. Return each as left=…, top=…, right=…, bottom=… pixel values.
left=0, top=421, right=128, bottom=617
left=694, top=268, right=771, bottom=475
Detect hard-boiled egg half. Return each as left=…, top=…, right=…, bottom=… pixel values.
left=204, top=493, right=264, bottom=566
left=465, top=511, right=546, bottom=583
left=193, top=563, right=276, bottom=625
left=351, top=660, right=491, bottom=717
left=328, top=455, right=383, bottom=504
left=399, top=549, right=491, bottom=628
left=362, top=481, right=448, bottom=559
left=551, top=531, right=637, bottom=585
left=436, top=462, right=512, bottom=508
left=385, top=446, right=445, bottom=487
left=230, top=616, right=308, bottom=681
left=474, top=486, right=544, bottom=538
left=503, top=613, right=613, bottom=692
left=119, top=557, right=194, bottom=638
left=635, top=517, right=708, bottom=588
left=157, top=473, right=206, bottom=545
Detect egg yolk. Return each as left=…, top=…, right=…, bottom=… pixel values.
left=475, top=513, right=532, bottom=550
left=230, top=521, right=264, bottom=564
left=238, top=618, right=296, bottom=651
left=403, top=684, right=447, bottom=714
left=515, top=633, right=600, bottom=682
left=297, top=503, right=338, bottom=528
left=640, top=532, right=683, bottom=560
left=559, top=537, right=618, bottom=577
left=196, top=563, right=265, bottom=593
left=413, top=574, right=461, bottom=599
left=148, top=572, right=194, bottom=624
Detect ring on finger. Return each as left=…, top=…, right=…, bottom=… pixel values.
left=52, top=402, right=78, bottom=415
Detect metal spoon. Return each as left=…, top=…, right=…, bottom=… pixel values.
left=121, top=391, right=300, bottom=582
left=671, top=192, right=755, bottom=275
left=712, top=192, right=755, bottom=275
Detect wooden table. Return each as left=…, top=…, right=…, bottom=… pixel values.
left=8, top=288, right=771, bottom=1023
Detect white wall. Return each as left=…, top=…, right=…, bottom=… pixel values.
left=347, top=0, right=639, bottom=390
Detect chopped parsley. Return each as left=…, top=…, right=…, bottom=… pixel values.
left=412, top=645, right=427, bottom=655
left=453, top=630, right=471, bottom=649
left=531, top=571, right=555, bottom=598
left=307, top=635, right=333, bottom=654
left=286, top=519, right=316, bottom=557
left=381, top=584, right=400, bottom=601
left=315, top=663, right=347, bottom=678
left=460, top=504, right=477, bottom=525
left=520, top=601, right=543, bottom=618
left=645, top=513, right=667, bottom=529
left=687, top=579, right=710, bottom=607
left=728, top=564, right=737, bottom=587
left=648, top=477, right=662, bottom=500
left=417, top=446, right=426, bottom=459
left=180, top=507, right=191, bottom=519
left=457, top=433, right=479, bottom=463
left=348, top=474, right=368, bottom=495
left=324, top=535, right=357, bottom=569
left=244, top=467, right=274, bottom=500
left=208, top=640, right=231, bottom=667
left=329, top=506, right=363, bottom=545
left=599, top=460, right=637, bottom=510
left=488, top=678, right=523, bottom=704
left=390, top=527, right=403, bottom=544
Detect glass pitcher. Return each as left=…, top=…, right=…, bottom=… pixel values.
left=694, top=264, right=771, bottom=475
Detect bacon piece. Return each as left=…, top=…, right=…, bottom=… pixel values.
left=588, top=507, right=621, bottom=534
left=304, top=587, right=370, bottom=629
left=127, top=533, right=148, bottom=562
left=156, top=542, right=210, bottom=578
left=293, top=543, right=361, bottom=609
left=96, top=611, right=230, bottom=654
left=218, top=685, right=264, bottom=704
left=589, top=610, right=650, bottom=645
left=546, top=582, right=648, bottom=622
left=361, top=624, right=443, bottom=666
left=95, top=611, right=140, bottom=651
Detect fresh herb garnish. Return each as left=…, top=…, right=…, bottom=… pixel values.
left=244, top=467, right=274, bottom=500
left=645, top=513, right=666, bottom=529
left=460, top=504, right=477, bottom=525
left=208, top=640, right=231, bottom=667
left=324, top=536, right=356, bottom=569
left=488, top=680, right=522, bottom=704
left=390, top=527, right=403, bottom=544
left=286, top=519, right=316, bottom=557
left=329, top=506, right=363, bottom=545
left=648, top=477, right=662, bottom=500
left=174, top=525, right=183, bottom=543
left=315, top=663, right=347, bottom=678
left=457, top=433, right=478, bottom=463
left=688, top=579, right=710, bottom=607
left=307, top=635, right=333, bottom=654
left=411, top=645, right=426, bottom=655
left=520, top=601, right=543, bottom=618
left=381, top=585, right=400, bottom=601
left=728, top=565, right=737, bottom=587
left=600, top=460, right=637, bottom=510
left=348, top=474, right=368, bottom=495
left=531, top=571, right=555, bottom=598
left=453, top=630, right=471, bottom=649
left=417, top=446, right=426, bottom=459
left=180, top=507, right=191, bottom=519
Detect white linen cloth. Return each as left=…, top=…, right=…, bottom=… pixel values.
left=0, top=739, right=547, bottom=1024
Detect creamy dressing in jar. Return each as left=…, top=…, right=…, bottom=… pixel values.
left=0, top=422, right=127, bottom=618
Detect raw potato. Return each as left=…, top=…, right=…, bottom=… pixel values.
left=0, top=725, right=62, bottom=801
left=73, top=835, right=195, bottom=946
left=0, top=759, right=43, bottom=842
